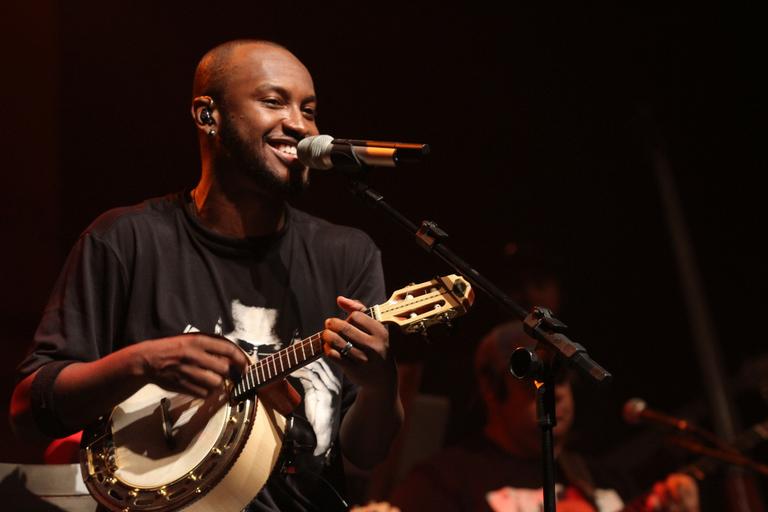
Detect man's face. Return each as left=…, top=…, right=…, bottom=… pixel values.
left=216, top=44, right=319, bottom=195
left=497, top=376, right=575, bottom=456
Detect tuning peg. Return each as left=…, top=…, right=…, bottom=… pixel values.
left=416, top=321, right=430, bottom=342
left=452, top=280, right=467, bottom=296
left=440, top=313, right=453, bottom=329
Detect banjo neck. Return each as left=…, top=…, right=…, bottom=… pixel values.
left=231, top=273, right=475, bottom=402
left=231, top=319, right=365, bottom=401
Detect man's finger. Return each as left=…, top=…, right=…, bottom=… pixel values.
left=337, top=295, right=366, bottom=314
left=345, top=310, right=388, bottom=339
left=179, top=363, right=224, bottom=391
left=182, top=349, right=232, bottom=378
left=192, top=335, right=249, bottom=368
left=325, top=317, right=360, bottom=340
left=321, top=329, right=368, bottom=363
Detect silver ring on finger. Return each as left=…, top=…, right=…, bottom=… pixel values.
left=339, top=340, right=354, bottom=357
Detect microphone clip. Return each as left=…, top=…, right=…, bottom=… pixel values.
left=525, top=307, right=569, bottom=335
left=416, top=220, right=449, bottom=252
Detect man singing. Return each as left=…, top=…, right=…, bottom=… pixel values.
left=11, top=39, right=403, bottom=511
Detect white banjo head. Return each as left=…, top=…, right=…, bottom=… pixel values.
left=111, top=384, right=230, bottom=488
left=80, top=379, right=263, bottom=511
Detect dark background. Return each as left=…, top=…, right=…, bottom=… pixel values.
left=1, top=0, right=765, bottom=505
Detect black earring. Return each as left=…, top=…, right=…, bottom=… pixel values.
left=201, top=107, right=214, bottom=125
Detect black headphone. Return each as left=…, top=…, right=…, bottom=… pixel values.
left=200, top=107, right=214, bottom=125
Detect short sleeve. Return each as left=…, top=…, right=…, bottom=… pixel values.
left=17, top=231, right=128, bottom=379
left=343, top=233, right=386, bottom=308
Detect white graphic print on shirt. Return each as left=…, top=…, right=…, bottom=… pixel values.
left=184, top=300, right=341, bottom=458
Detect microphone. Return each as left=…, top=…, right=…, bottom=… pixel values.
left=624, top=398, right=742, bottom=455
left=622, top=398, right=691, bottom=431
left=297, top=135, right=430, bottom=170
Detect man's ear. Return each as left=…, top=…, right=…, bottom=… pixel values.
left=191, top=96, right=217, bottom=132
left=477, top=375, right=507, bottom=408
left=477, top=369, right=507, bottom=406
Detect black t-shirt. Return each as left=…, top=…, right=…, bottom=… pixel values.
left=390, top=434, right=636, bottom=512
left=19, top=191, right=386, bottom=511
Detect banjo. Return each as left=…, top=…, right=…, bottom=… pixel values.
left=80, top=274, right=474, bottom=511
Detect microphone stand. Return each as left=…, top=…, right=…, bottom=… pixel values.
left=347, top=177, right=613, bottom=512
left=669, top=436, right=768, bottom=478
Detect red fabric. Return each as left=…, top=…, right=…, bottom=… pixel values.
left=44, top=431, right=82, bottom=464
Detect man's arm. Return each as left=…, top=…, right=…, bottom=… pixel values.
left=10, top=334, right=249, bottom=442
left=322, top=296, right=404, bottom=469
left=645, top=473, right=699, bottom=512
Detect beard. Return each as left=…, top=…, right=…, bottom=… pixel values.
left=217, top=117, right=309, bottom=198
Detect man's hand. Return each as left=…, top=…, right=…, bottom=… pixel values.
left=133, top=333, right=248, bottom=398
left=136, top=334, right=300, bottom=415
left=11, top=333, right=251, bottom=441
left=321, top=296, right=396, bottom=392
left=324, top=296, right=403, bottom=468
left=645, top=473, right=699, bottom=512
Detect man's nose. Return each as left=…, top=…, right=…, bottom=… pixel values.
left=554, top=383, right=569, bottom=401
left=282, top=105, right=315, bottom=137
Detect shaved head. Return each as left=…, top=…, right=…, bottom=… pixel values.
left=192, top=39, right=293, bottom=104
left=190, top=39, right=318, bottom=197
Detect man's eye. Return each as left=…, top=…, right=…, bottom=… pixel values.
left=262, top=98, right=282, bottom=107
left=302, top=107, right=317, bottom=120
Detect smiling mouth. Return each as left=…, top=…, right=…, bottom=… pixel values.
left=267, top=141, right=298, bottom=159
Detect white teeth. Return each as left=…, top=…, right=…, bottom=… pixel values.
left=275, top=144, right=297, bottom=156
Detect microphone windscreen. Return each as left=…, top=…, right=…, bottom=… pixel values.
left=297, top=134, right=334, bottom=169
left=622, top=398, right=647, bottom=424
